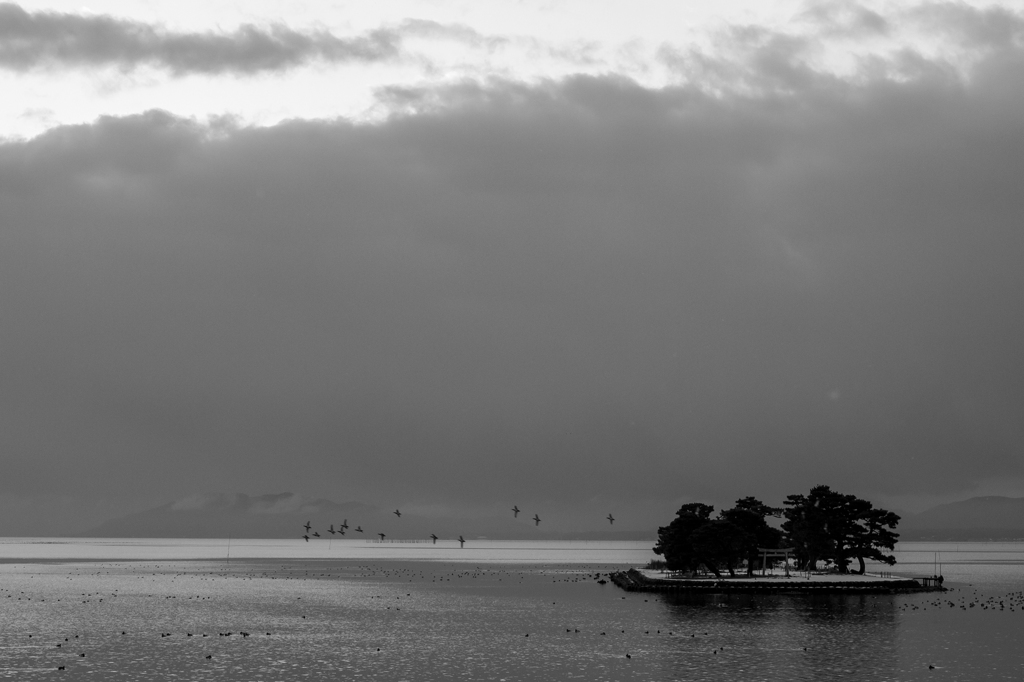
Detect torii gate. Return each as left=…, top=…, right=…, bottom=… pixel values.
left=759, top=547, right=795, bottom=576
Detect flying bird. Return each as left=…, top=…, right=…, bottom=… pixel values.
left=512, top=506, right=520, bottom=517
left=302, top=535, right=309, bottom=542
left=303, top=521, right=312, bottom=532
left=328, top=525, right=336, bottom=535
left=340, top=519, right=349, bottom=530
left=378, top=533, right=386, bottom=541
left=430, top=534, right=438, bottom=544
left=394, top=509, right=402, bottom=518
left=355, top=526, right=364, bottom=533
left=458, top=535, right=465, bottom=548
left=312, top=532, right=320, bottom=538
left=607, top=514, right=615, bottom=525
left=533, top=514, right=541, bottom=526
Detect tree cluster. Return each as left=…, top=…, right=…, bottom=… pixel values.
left=653, top=486, right=899, bottom=576
left=781, top=485, right=899, bottom=573
left=652, top=497, right=783, bottom=577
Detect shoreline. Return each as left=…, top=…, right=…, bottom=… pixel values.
left=611, top=568, right=946, bottom=593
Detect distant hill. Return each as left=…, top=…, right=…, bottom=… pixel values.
left=79, top=492, right=654, bottom=540
left=80, top=493, right=376, bottom=539
left=899, top=496, right=1024, bottom=540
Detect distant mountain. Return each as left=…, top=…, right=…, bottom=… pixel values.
left=79, top=492, right=654, bottom=540
left=899, top=496, right=1024, bottom=540
left=80, top=493, right=376, bottom=539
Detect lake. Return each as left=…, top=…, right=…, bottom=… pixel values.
left=1, top=539, right=1022, bottom=680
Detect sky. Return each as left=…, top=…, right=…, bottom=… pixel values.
left=2, top=0, right=1024, bottom=535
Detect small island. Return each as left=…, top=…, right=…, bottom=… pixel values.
left=612, top=485, right=945, bottom=594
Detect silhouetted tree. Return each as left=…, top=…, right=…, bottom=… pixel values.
left=782, top=486, right=840, bottom=570
left=653, top=503, right=714, bottom=573
left=689, top=519, right=749, bottom=577
left=846, top=506, right=900, bottom=574
left=654, top=500, right=784, bottom=577
left=782, top=485, right=899, bottom=573
left=721, top=497, right=783, bottom=576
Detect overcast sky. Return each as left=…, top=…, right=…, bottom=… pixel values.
left=2, top=0, right=1024, bottom=535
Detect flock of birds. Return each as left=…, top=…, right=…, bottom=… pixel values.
left=300, top=507, right=616, bottom=546
left=897, top=587, right=1024, bottom=613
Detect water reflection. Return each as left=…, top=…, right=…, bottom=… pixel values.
left=3, top=551, right=1024, bottom=681
left=659, top=592, right=899, bottom=681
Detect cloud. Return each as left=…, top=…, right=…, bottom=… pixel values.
left=660, top=1, right=1024, bottom=94
left=800, top=0, right=891, bottom=37
left=0, top=2, right=402, bottom=74
left=909, top=1, right=1024, bottom=49
left=0, top=3, right=615, bottom=85
left=1, top=3, right=1024, bottom=527
left=396, top=18, right=508, bottom=49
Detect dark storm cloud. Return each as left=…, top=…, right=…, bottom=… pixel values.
left=0, top=2, right=401, bottom=73
left=2, top=2, right=1024, bottom=533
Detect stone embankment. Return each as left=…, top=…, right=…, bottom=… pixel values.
left=610, top=568, right=945, bottom=594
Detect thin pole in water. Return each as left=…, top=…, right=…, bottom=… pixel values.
left=227, top=535, right=231, bottom=564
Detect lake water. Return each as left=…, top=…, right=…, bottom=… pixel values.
left=0, top=538, right=659, bottom=564
left=1, top=539, right=1022, bottom=681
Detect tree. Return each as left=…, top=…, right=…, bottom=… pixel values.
left=781, top=487, right=837, bottom=570
left=847, top=506, right=900, bottom=574
left=654, top=500, right=784, bottom=577
left=653, top=503, right=715, bottom=573
left=720, top=497, right=783, bottom=576
left=782, top=485, right=899, bottom=573
left=689, top=519, right=749, bottom=577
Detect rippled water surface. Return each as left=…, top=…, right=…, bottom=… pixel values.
left=1, top=541, right=1022, bottom=681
